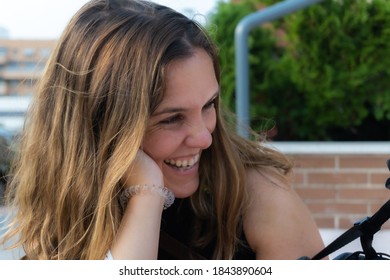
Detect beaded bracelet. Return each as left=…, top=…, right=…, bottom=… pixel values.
left=120, top=184, right=175, bottom=210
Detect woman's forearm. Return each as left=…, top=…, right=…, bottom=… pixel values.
left=110, top=193, right=164, bottom=259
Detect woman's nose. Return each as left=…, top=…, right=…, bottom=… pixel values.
left=184, top=120, right=213, bottom=149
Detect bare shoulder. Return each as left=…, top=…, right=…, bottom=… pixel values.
left=243, top=168, right=325, bottom=259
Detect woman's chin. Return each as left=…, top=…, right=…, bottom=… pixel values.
left=167, top=182, right=199, bottom=199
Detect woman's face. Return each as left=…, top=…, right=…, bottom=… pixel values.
left=142, top=48, right=219, bottom=198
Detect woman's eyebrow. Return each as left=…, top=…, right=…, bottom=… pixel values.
left=153, top=106, right=186, bottom=116
left=153, top=91, right=220, bottom=116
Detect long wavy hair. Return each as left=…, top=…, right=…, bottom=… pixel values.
left=1, top=0, right=292, bottom=259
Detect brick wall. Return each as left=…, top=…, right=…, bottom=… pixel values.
left=271, top=142, right=390, bottom=229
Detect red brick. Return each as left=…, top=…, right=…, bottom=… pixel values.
left=339, top=189, right=390, bottom=200
left=307, top=202, right=367, bottom=215
left=340, top=217, right=390, bottom=230
left=339, top=216, right=365, bottom=229
left=295, top=188, right=336, bottom=200
left=314, top=217, right=335, bottom=228
left=308, top=172, right=368, bottom=184
left=368, top=200, right=390, bottom=215
left=291, top=155, right=335, bottom=169
left=291, top=171, right=305, bottom=184
left=284, top=153, right=390, bottom=230
left=371, top=172, right=390, bottom=185
left=340, top=156, right=390, bottom=169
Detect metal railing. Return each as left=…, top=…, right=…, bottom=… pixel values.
left=234, top=0, right=325, bottom=138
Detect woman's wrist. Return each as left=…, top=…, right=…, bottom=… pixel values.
left=120, top=184, right=175, bottom=210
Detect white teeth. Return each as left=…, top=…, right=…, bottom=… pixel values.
left=165, top=154, right=199, bottom=168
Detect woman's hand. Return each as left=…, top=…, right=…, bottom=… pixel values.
left=122, top=149, right=164, bottom=188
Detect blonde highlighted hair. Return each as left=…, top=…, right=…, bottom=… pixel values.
left=1, top=0, right=291, bottom=259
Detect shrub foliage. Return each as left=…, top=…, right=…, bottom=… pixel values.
left=208, top=0, right=390, bottom=140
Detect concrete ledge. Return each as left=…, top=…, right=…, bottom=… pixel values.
left=268, top=141, right=390, bottom=155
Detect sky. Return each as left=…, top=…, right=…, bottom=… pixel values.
left=0, top=0, right=219, bottom=40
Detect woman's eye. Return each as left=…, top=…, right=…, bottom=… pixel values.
left=159, top=114, right=184, bottom=125
left=204, top=99, right=216, bottom=110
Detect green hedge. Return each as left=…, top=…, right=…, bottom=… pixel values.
left=208, top=0, right=390, bottom=140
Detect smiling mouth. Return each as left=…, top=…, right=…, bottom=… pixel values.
left=164, top=154, right=200, bottom=170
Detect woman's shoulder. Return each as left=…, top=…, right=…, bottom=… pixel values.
left=242, top=167, right=324, bottom=259
left=245, top=167, right=291, bottom=199
left=243, top=168, right=293, bottom=228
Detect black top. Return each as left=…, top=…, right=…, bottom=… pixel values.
left=158, top=198, right=256, bottom=260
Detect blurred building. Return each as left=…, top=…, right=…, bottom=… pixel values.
left=0, top=39, right=56, bottom=131
left=0, top=39, right=56, bottom=96
left=0, top=27, right=9, bottom=39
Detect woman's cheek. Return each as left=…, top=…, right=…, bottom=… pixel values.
left=143, top=131, right=183, bottom=161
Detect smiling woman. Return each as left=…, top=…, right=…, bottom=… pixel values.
left=142, top=49, right=218, bottom=199
left=0, top=0, right=324, bottom=260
